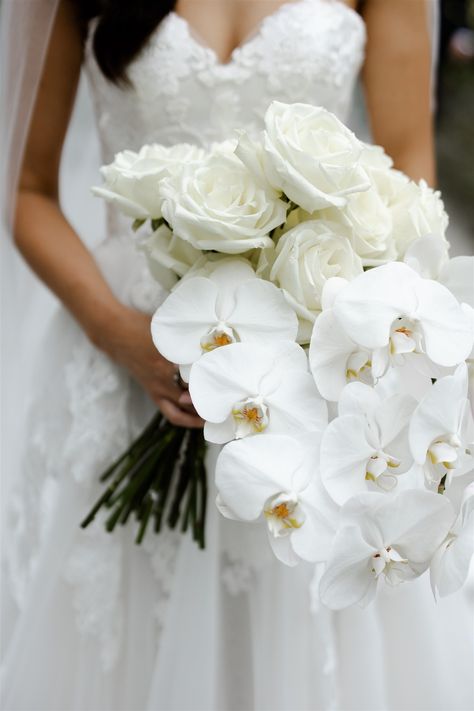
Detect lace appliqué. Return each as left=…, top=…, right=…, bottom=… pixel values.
left=221, top=554, right=256, bottom=596
left=143, top=529, right=182, bottom=638
left=63, top=525, right=124, bottom=672
left=220, top=519, right=272, bottom=596
left=63, top=339, right=130, bottom=486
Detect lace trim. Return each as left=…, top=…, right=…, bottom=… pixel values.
left=63, top=525, right=124, bottom=672
left=63, top=340, right=131, bottom=486
left=84, top=0, right=365, bottom=157
left=143, top=529, right=182, bottom=638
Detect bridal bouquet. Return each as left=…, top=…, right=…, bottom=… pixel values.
left=87, top=101, right=474, bottom=608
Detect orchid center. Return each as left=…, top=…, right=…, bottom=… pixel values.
left=264, top=492, right=304, bottom=538
left=346, top=350, right=372, bottom=383
left=365, top=451, right=400, bottom=490
left=428, top=433, right=462, bottom=468
left=370, top=545, right=408, bottom=585
left=232, top=396, right=269, bottom=438
left=426, top=433, right=464, bottom=489
left=389, top=317, right=423, bottom=357
left=201, top=322, right=237, bottom=352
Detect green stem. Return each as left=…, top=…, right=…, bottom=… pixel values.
left=135, top=497, right=154, bottom=544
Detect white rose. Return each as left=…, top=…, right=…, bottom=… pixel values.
left=360, top=142, right=393, bottom=172
left=92, top=143, right=206, bottom=220
left=210, top=138, right=239, bottom=155
left=390, top=178, right=449, bottom=258
left=265, top=219, right=363, bottom=343
left=320, top=185, right=397, bottom=265
left=320, top=150, right=395, bottom=265
left=254, top=101, right=371, bottom=212
left=139, top=223, right=202, bottom=289
left=160, top=152, right=287, bottom=254
left=320, top=164, right=448, bottom=266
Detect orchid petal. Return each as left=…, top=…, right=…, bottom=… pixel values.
left=320, top=414, right=375, bottom=504
left=439, top=256, right=474, bottom=308
left=319, top=526, right=376, bottom=610
left=266, top=371, right=328, bottom=435
left=338, top=382, right=380, bottom=419
left=376, top=394, right=417, bottom=448
left=431, top=516, right=474, bottom=597
left=409, top=364, right=468, bottom=464
left=292, top=484, right=337, bottom=562
left=309, top=309, right=364, bottom=401
left=189, top=342, right=270, bottom=424
left=320, top=277, right=350, bottom=311
left=268, top=532, right=300, bottom=566
left=215, top=435, right=311, bottom=521
left=370, top=490, right=455, bottom=563
left=404, top=235, right=449, bottom=279
left=151, top=278, right=218, bottom=364
left=333, top=263, right=419, bottom=349
left=207, top=259, right=257, bottom=318
left=230, top=279, right=298, bottom=343
left=204, top=417, right=236, bottom=445
left=414, top=278, right=474, bottom=366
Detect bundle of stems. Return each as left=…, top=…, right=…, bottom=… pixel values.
left=81, top=413, right=208, bottom=547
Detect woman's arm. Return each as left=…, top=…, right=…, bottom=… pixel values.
left=361, top=0, right=435, bottom=184
left=15, top=0, right=202, bottom=427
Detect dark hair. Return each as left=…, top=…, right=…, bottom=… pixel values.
left=74, top=0, right=177, bottom=83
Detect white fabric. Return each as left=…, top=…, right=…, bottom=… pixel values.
left=2, top=2, right=473, bottom=710
left=0, top=0, right=60, bottom=524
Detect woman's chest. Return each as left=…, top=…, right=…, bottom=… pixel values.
left=84, top=0, right=366, bottom=154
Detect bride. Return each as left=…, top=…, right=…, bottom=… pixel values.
left=1, top=1, right=473, bottom=709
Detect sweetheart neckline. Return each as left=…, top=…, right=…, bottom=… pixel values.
left=170, top=0, right=365, bottom=69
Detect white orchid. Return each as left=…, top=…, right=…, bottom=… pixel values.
left=189, top=341, right=327, bottom=443
left=404, top=235, right=450, bottom=279
left=215, top=433, right=337, bottom=566
left=333, top=262, right=474, bottom=377
left=439, top=255, right=474, bottom=308
left=309, top=307, right=373, bottom=401
left=319, top=490, right=454, bottom=609
left=430, top=483, right=474, bottom=597
left=320, top=382, right=416, bottom=504
left=309, top=278, right=431, bottom=402
left=409, top=364, right=474, bottom=490
left=151, top=259, right=298, bottom=379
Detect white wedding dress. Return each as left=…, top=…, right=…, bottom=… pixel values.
left=2, top=2, right=473, bottom=710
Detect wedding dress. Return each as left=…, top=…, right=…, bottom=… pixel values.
left=2, top=2, right=473, bottom=710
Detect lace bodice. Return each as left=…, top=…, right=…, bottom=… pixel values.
left=85, top=0, right=365, bottom=159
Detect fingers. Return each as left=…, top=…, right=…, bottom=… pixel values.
left=177, top=390, right=199, bottom=415
left=159, top=398, right=204, bottom=429
left=178, top=391, right=193, bottom=407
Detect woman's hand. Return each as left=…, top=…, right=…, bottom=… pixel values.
left=95, top=305, right=204, bottom=428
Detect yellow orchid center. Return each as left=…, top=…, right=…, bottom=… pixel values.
left=264, top=494, right=304, bottom=537
left=232, top=397, right=269, bottom=438
left=200, top=322, right=237, bottom=352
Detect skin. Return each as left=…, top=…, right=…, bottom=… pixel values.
left=14, top=0, right=435, bottom=427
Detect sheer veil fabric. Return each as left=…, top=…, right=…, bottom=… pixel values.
left=0, top=0, right=60, bottom=512
left=2, top=3, right=473, bottom=711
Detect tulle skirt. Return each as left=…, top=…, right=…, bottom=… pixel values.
left=2, top=237, right=473, bottom=711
